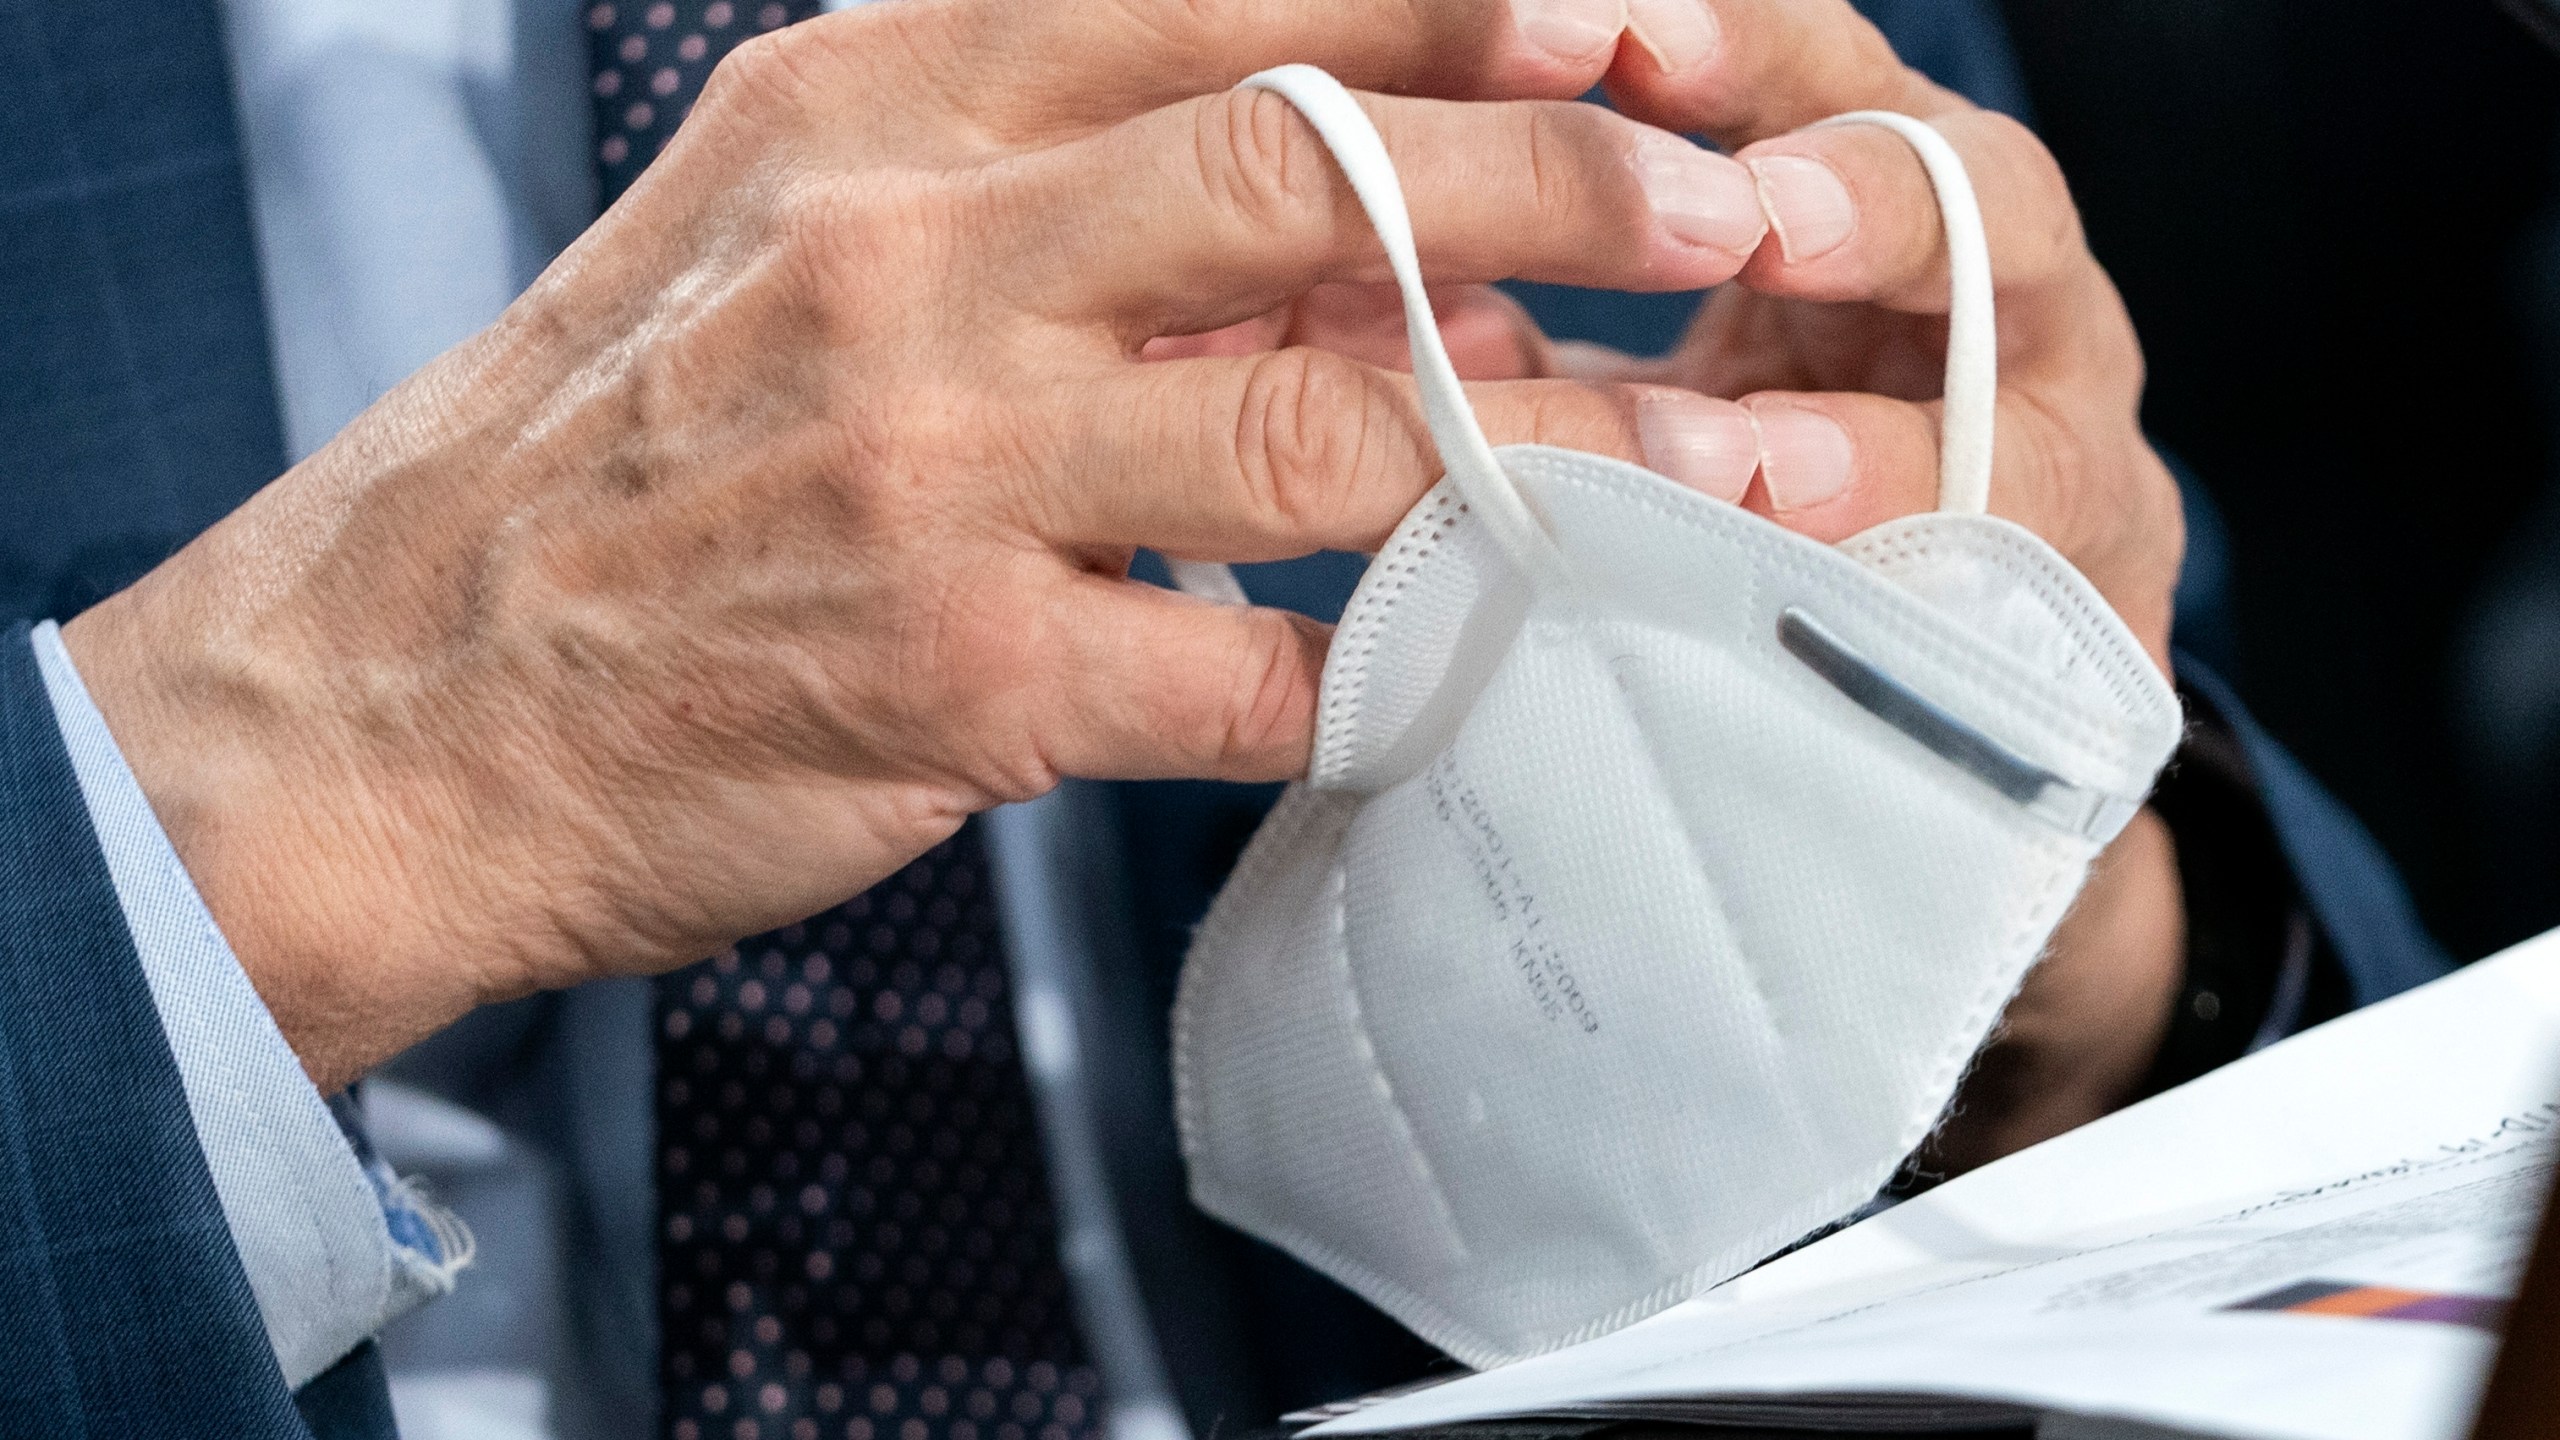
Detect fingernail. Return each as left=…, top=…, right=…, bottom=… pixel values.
left=1751, top=400, right=1854, bottom=511
left=1632, top=133, right=1766, bottom=254
left=1512, top=0, right=1626, bottom=64
left=1749, top=154, right=1857, bottom=262
left=1626, top=0, right=1719, bottom=73
left=1636, top=390, right=1758, bottom=503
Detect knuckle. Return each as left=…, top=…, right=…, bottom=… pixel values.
left=1965, top=107, right=2043, bottom=162
left=2005, top=388, right=2098, bottom=549
left=2086, top=279, right=2149, bottom=396
left=1970, top=110, right=2086, bottom=283
left=1519, top=104, right=1588, bottom=228
left=1516, top=378, right=1626, bottom=456
left=1232, top=347, right=1397, bottom=539
left=778, top=172, right=972, bottom=339
left=980, top=742, right=1065, bottom=806
left=698, top=29, right=813, bottom=122
left=1211, top=614, right=1322, bottom=773
left=1194, top=88, right=1337, bottom=240
left=1530, top=105, right=1648, bottom=254
left=938, top=586, right=1068, bottom=801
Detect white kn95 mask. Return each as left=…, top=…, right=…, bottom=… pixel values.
left=1166, top=65, right=2183, bottom=1369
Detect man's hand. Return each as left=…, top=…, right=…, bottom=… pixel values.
left=1601, top=0, right=2190, bottom=1162
left=1584, top=5, right=2182, bottom=660
left=1278, top=0, right=2193, bottom=1164
left=65, top=0, right=1779, bottom=1090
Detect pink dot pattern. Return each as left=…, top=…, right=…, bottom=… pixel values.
left=589, top=0, right=809, bottom=201
left=653, top=827, right=1103, bottom=1440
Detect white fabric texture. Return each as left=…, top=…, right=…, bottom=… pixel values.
left=1171, top=66, right=2183, bottom=1367
left=30, top=622, right=464, bottom=1388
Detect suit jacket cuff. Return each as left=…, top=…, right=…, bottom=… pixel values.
left=29, top=621, right=463, bottom=1389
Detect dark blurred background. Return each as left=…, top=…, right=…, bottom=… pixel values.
left=1999, top=0, right=2560, bottom=959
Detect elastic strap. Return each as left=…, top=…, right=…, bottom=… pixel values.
left=1172, top=65, right=1562, bottom=602
left=1245, top=65, right=1562, bottom=578
left=1169, top=72, right=2000, bottom=606
left=1816, top=110, right=1998, bottom=517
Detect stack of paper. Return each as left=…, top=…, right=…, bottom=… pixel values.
left=1296, top=930, right=2560, bottom=1440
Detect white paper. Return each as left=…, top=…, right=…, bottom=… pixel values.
left=1308, top=928, right=2560, bottom=1440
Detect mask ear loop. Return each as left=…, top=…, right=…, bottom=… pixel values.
left=1165, top=82, right=2001, bottom=606
left=1814, top=111, right=1998, bottom=516
left=1166, top=64, right=1569, bottom=605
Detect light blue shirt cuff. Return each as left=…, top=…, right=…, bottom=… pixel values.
left=28, top=620, right=466, bottom=1389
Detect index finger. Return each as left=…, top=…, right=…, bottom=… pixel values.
left=1604, top=0, right=1961, bottom=148
left=1011, top=89, right=1762, bottom=342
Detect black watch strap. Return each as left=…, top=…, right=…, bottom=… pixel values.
left=2137, top=682, right=2349, bottom=1098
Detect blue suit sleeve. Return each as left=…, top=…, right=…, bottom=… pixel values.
left=0, top=620, right=312, bottom=1436
left=2179, top=661, right=2456, bottom=1008
left=2164, top=450, right=2451, bottom=1009
left=1851, top=0, right=2035, bottom=122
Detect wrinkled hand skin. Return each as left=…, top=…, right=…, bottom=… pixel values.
left=1273, top=0, right=2192, bottom=1169
left=65, top=0, right=1782, bottom=1091
left=67, top=0, right=2187, bottom=1156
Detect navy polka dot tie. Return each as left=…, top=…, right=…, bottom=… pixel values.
left=590, top=10, right=1107, bottom=1440
left=588, top=0, right=806, bottom=203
